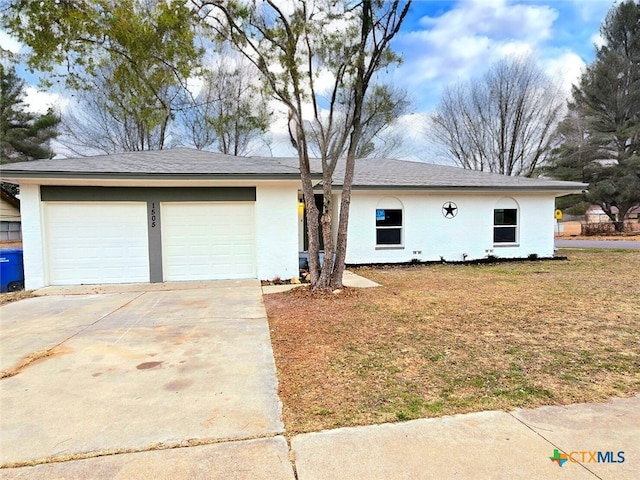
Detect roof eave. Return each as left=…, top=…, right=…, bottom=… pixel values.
left=343, top=184, right=588, bottom=192
left=0, top=172, right=317, bottom=182
left=0, top=188, right=20, bottom=208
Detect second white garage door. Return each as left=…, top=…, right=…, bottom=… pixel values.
left=161, top=202, right=256, bottom=281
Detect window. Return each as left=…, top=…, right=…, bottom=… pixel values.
left=494, top=208, right=518, bottom=243
left=0, top=222, right=21, bottom=242
left=376, top=209, right=402, bottom=245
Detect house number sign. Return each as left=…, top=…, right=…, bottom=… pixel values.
left=150, top=202, right=157, bottom=228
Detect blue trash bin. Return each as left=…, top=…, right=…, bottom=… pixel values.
left=0, top=249, right=24, bottom=293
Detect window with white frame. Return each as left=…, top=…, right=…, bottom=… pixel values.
left=493, top=208, right=518, bottom=243
left=376, top=208, right=403, bottom=245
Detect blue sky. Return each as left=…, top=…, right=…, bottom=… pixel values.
left=391, top=0, right=613, bottom=112
left=0, top=0, right=616, bottom=157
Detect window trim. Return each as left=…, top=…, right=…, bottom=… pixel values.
left=493, top=207, right=519, bottom=246
left=375, top=208, right=404, bottom=248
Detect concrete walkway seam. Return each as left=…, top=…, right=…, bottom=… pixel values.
left=1, top=431, right=286, bottom=469
left=506, top=412, right=603, bottom=480
left=1, top=292, right=146, bottom=378
left=283, top=435, right=300, bottom=480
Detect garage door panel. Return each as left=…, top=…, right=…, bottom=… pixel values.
left=162, top=203, right=256, bottom=281
left=45, top=203, right=149, bottom=285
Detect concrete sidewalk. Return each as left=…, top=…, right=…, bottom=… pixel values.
left=292, top=395, right=639, bottom=480
left=2, top=396, right=636, bottom=479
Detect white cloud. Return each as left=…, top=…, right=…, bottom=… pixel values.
left=591, top=33, right=605, bottom=50
left=493, top=42, right=534, bottom=59
left=0, top=30, right=22, bottom=54
left=1, top=29, right=71, bottom=114
left=569, top=0, right=613, bottom=23
left=186, top=76, right=204, bottom=98
left=395, top=0, right=561, bottom=110
left=313, top=68, right=338, bottom=98
left=419, top=0, right=557, bottom=43
left=389, top=0, right=618, bottom=116
left=260, top=101, right=297, bottom=157
left=543, top=51, right=585, bottom=94
left=24, top=87, right=70, bottom=115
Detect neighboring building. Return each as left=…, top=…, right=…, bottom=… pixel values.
left=586, top=205, right=640, bottom=223
left=0, top=149, right=586, bottom=290
left=0, top=187, right=21, bottom=243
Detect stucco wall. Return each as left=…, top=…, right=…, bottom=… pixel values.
left=344, top=191, right=556, bottom=264
left=19, top=181, right=301, bottom=289
left=19, top=184, right=46, bottom=290
left=255, top=183, right=300, bottom=280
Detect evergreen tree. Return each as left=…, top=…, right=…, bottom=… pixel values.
left=548, top=0, right=640, bottom=230
left=0, top=65, right=60, bottom=163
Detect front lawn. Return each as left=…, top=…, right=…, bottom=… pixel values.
left=264, top=249, right=640, bottom=434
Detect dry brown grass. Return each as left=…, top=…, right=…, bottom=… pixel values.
left=265, top=249, right=640, bottom=435
left=0, top=290, right=34, bottom=305
left=0, top=344, right=73, bottom=379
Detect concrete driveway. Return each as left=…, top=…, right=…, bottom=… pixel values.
left=2, top=280, right=637, bottom=479
left=0, top=281, right=293, bottom=478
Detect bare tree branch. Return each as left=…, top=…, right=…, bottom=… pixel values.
left=428, top=56, right=565, bottom=177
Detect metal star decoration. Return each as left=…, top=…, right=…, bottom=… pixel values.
left=442, top=201, right=458, bottom=218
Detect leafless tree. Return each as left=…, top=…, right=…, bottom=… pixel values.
left=306, top=83, right=411, bottom=159
left=178, top=55, right=271, bottom=155
left=60, top=65, right=180, bottom=155
left=198, top=0, right=412, bottom=290
left=428, top=56, right=565, bottom=177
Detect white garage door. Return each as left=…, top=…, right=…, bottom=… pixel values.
left=45, top=203, right=149, bottom=285
left=162, top=202, right=256, bottom=281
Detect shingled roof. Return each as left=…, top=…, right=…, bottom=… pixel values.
left=270, top=157, right=586, bottom=191
left=0, top=148, right=586, bottom=192
left=0, top=148, right=304, bottom=179
left=346, top=158, right=586, bottom=190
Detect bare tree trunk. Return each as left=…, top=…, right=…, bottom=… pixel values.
left=600, top=203, right=624, bottom=232
left=303, top=187, right=321, bottom=283
left=292, top=108, right=323, bottom=286
left=315, top=178, right=335, bottom=290
left=331, top=0, right=406, bottom=289
left=330, top=4, right=369, bottom=289
left=204, top=0, right=411, bottom=292
left=331, top=152, right=356, bottom=289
